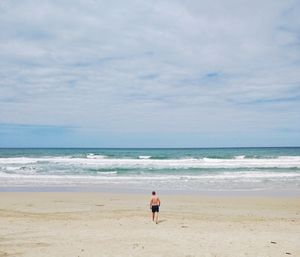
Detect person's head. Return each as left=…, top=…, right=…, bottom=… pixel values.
left=152, top=191, right=156, bottom=195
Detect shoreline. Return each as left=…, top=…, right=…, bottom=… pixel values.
left=1, top=185, right=300, bottom=197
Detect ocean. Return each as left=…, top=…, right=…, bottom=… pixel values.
left=0, top=147, right=300, bottom=193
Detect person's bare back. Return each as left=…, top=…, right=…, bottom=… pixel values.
left=150, top=195, right=160, bottom=206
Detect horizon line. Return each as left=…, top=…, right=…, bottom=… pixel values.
left=0, top=146, right=300, bottom=149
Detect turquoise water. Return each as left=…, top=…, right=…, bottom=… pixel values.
left=1, top=148, right=300, bottom=192
left=1, top=147, right=300, bottom=159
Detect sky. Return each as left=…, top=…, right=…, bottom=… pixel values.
left=0, top=0, right=300, bottom=147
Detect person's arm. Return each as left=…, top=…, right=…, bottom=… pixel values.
left=149, top=198, right=153, bottom=208
left=158, top=197, right=161, bottom=206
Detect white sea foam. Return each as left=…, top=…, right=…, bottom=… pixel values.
left=96, top=171, right=117, bottom=175
left=1, top=156, right=300, bottom=168
left=138, top=155, right=152, bottom=159
left=1, top=156, right=300, bottom=191
left=234, top=155, right=245, bottom=159
left=1, top=170, right=299, bottom=180
left=1, top=171, right=300, bottom=192
left=4, top=166, right=21, bottom=171
left=86, top=154, right=107, bottom=159
left=0, top=157, right=38, bottom=164
left=277, top=156, right=300, bottom=160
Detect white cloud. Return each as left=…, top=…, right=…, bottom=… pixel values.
left=0, top=0, right=299, bottom=137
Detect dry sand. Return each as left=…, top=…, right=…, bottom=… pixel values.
left=0, top=192, right=299, bottom=257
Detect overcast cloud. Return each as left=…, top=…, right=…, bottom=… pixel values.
left=0, top=0, right=299, bottom=147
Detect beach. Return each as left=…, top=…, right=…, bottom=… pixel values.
left=0, top=192, right=299, bottom=257
left=2, top=0, right=300, bottom=255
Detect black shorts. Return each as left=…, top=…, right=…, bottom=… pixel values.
left=151, top=205, right=159, bottom=213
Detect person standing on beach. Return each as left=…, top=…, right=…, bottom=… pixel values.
left=150, top=191, right=161, bottom=224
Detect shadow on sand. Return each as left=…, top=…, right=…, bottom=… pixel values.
left=156, top=219, right=167, bottom=224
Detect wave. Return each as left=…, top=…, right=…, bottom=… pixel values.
left=86, top=154, right=107, bottom=159
left=1, top=169, right=300, bottom=192
left=1, top=170, right=299, bottom=180
left=1, top=156, right=300, bottom=169
left=0, top=157, right=39, bottom=164
left=234, top=155, right=245, bottom=159
left=138, top=155, right=152, bottom=159
left=96, top=171, right=117, bottom=175
left=1, top=170, right=299, bottom=192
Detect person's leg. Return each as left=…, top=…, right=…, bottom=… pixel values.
left=155, top=211, right=159, bottom=224
left=152, top=211, right=155, bottom=221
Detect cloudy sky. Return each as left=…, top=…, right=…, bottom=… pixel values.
left=0, top=0, right=299, bottom=147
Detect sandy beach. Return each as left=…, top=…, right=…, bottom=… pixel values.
left=0, top=192, right=299, bottom=257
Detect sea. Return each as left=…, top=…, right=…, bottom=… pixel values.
left=0, top=147, right=300, bottom=194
